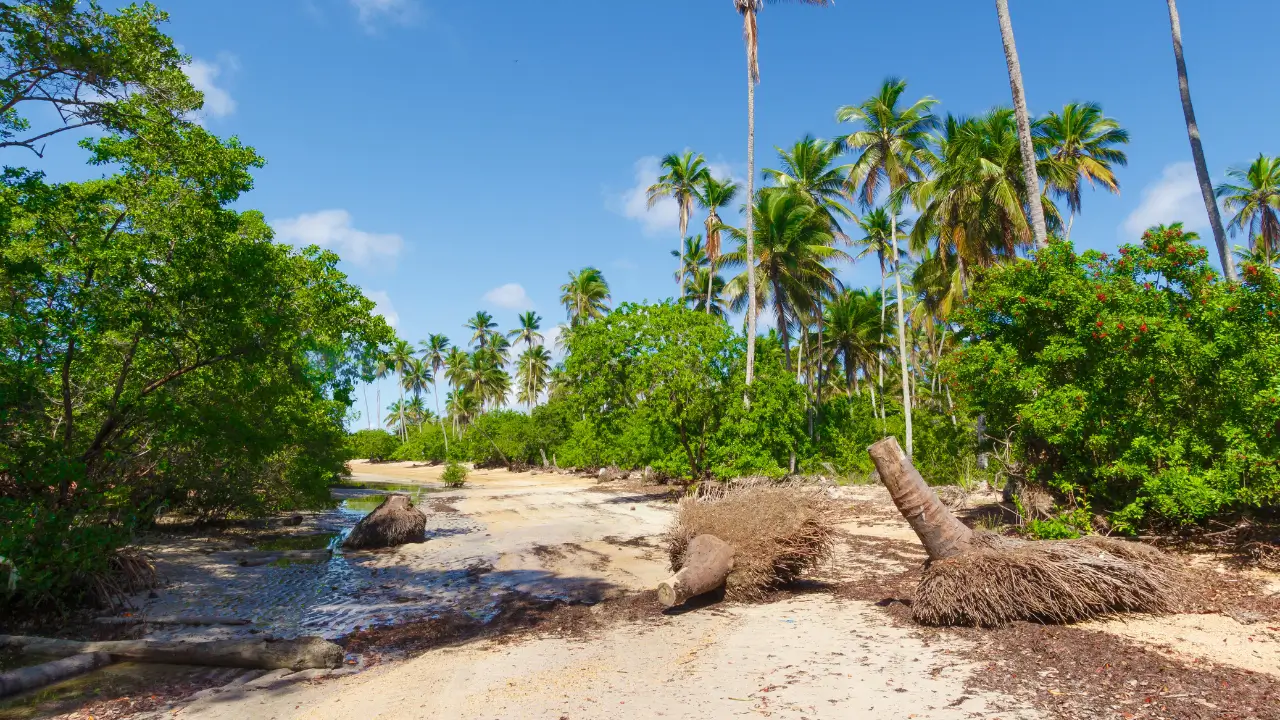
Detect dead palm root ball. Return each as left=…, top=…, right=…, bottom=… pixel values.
left=912, top=534, right=1186, bottom=627
left=666, top=482, right=846, bottom=601
left=344, top=493, right=427, bottom=550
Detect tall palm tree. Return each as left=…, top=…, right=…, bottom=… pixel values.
left=446, top=390, right=480, bottom=432
left=1036, top=102, right=1130, bottom=240
left=823, top=288, right=883, bottom=400
left=508, top=311, right=543, bottom=350
left=852, top=207, right=908, bottom=411
left=994, top=0, right=1048, bottom=248
left=1165, top=0, right=1233, bottom=281
left=648, top=151, right=710, bottom=282
left=733, top=0, right=835, bottom=386
left=384, top=339, right=415, bottom=441
left=401, top=357, right=432, bottom=430
left=516, top=345, right=552, bottom=409
left=469, top=348, right=511, bottom=409
left=682, top=267, right=728, bottom=318
left=465, top=311, right=499, bottom=349
left=443, top=347, right=472, bottom=427
left=838, top=78, right=937, bottom=456
left=722, top=189, right=850, bottom=370
left=560, top=267, right=611, bottom=327
left=420, top=333, right=451, bottom=453
left=405, top=396, right=430, bottom=431
left=695, top=174, right=740, bottom=313
left=1215, top=155, right=1280, bottom=261
left=764, top=135, right=852, bottom=231
left=384, top=400, right=408, bottom=437
left=670, top=235, right=710, bottom=286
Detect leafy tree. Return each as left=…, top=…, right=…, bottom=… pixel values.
left=1035, top=102, right=1129, bottom=240
left=560, top=267, right=611, bottom=327
left=1215, top=154, right=1280, bottom=262
left=346, top=430, right=401, bottom=463
left=949, top=227, right=1280, bottom=531
left=648, top=150, right=709, bottom=282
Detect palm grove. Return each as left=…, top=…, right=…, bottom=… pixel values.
left=2, top=2, right=1277, bottom=612
left=362, top=1, right=1279, bottom=544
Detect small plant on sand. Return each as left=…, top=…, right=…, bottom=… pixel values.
left=441, top=462, right=468, bottom=488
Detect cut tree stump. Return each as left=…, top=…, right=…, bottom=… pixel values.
left=0, top=652, right=113, bottom=699
left=0, top=636, right=343, bottom=671
left=657, top=534, right=735, bottom=608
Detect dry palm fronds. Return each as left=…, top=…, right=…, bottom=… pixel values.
left=90, top=547, right=158, bottom=610
left=666, top=481, right=846, bottom=601
left=344, top=494, right=427, bottom=550
left=912, top=535, right=1186, bottom=627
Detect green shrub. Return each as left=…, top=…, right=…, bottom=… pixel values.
left=346, top=429, right=401, bottom=462
left=950, top=226, right=1280, bottom=532
left=441, top=462, right=468, bottom=488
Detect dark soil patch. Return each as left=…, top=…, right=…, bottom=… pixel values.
left=601, top=535, right=655, bottom=549
left=339, top=591, right=669, bottom=665
left=426, top=497, right=459, bottom=514
left=529, top=544, right=566, bottom=562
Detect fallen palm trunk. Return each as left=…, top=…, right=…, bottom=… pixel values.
left=657, top=534, right=734, bottom=607
left=0, top=652, right=112, bottom=699
left=93, top=615, right=251, bottom=627
left=867, top=437, right=1185, bottom=627
left=0, top=636, right=343, bottom=671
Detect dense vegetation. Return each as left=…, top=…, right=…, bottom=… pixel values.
left=0, top=2, right=390, bottom=610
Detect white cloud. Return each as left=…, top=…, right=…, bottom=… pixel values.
left=365, top=290, right=399, bottom=328
left=350, top=0, right=416, bottom=28
left=182, top=56, right=237, bottom=118
left=611, top=156, right=745, bottom=237
left=483, top=283, right=534, bottom=311
left=272, top=209, right=403, bottom=267
left=1121, top=162, right=1212, bottom=238
left=611, top=258, right=638, bottom=271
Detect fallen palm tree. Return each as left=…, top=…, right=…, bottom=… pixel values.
left=662, top=481, right=844, bottom=605
left=867, top=437, right=1186, bottom=627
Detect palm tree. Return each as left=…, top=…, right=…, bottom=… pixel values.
left=1165, top=0, right=1233, bottom=281
left=1036, top=102, right=1130, bottom=240
left=1215, top=155, right=1280, bottom=261
left=469, top=348, right=511, bottom=409
left=994, top=0, right=1048, bottom=248
left=648, top=151, right=710, bottom=282
left=516, top=345, right=552, bottom=409
left=508, top=311, right=543, bottom=350
left=443, top=346, right=472, bottom=430
left=722, top=189, right=850, bottom=370
left=733, top=0, right=835, bottom=386
left=384, top=400, right=409, bottom=437
left=838, top=78, right=937, bottom=456
left=852, top=207, right=908, bottom=411
left=695, top=174, right=740, bottom=313
left=824, top=288, right=883, bottom=398
left=446, top=390, right=480, bottom=432
left=560, top=267, right=611, bottom=327
left=682, top=267, right=728, bottom=318
left=465, top=311, right=499, bottom=349
left=405, top=396, right=431, bottom=431
left=670, top=235, right=710, bottom=286
left=419, top=333, right=451, bottom=454
left=764, top=135, right=852, bottom=231
left=384, top=339, right=415, bottom=441
left=401, top=357, right=432, bottom=430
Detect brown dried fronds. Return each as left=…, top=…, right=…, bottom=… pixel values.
left=912, top=535, right=1187, bottom=627
left=666, top=481, right=847, bottom=601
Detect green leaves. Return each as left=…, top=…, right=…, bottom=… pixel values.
left=952, top=226, right=1280, bottom=531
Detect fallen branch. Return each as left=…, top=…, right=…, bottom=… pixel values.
left=0, top=636, right=343, bottom=671
left=0, top=652, right=113, bottom=699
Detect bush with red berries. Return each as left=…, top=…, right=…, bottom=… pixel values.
left=949, top=224, right=1280, bottom=533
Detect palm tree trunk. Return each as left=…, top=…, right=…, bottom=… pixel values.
left=376, top=387, right=381, bottom=431
left=868, top=437, right=976, bottom=561
left=1166, top=0, right=1235, bottom=281
left=995, top=0, right=1048, bottom=249
left=363, top=385, right=371, bottom=430
left=878, top=262, right=887, bottom=420
left=434, top=377, right=449, bottom=459
left=891, top=214, right=914, bottom=456
left=744, top=12, right=759, bottom=387
left=398, top=381, right=406, bottom=441
left=1065, top=212, right=1075, bottom=242
left=773, top=274, right=791, bottom=372
left=706, top=257, right=715, bottom=314
left=677, top=209, right=688, bottom=284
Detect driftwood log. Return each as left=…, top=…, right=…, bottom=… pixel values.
left=0, top=635, right=343, bottom=671
left=0, top=652, right=112, bottom=699
left=657, top=534, right=735, bottom=608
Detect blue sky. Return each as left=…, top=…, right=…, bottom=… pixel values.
left=37, top=0, right=1280, bottom=423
